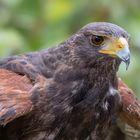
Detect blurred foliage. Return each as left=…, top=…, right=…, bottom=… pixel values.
left=0, top=0, right=140, bottom=96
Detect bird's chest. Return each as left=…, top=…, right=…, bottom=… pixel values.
left=78, top=88, right=119, bottom=136
left=52, top=81, right=120, bottom=140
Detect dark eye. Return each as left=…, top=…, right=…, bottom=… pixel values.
left=90, top=35, right=104, bottom=46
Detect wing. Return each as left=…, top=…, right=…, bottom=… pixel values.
left=0, top=55, right=40, bottom=81
left=104, top=79, right=140, bottom=140
left=0, top=69, right=33, bottom=125
left=118, top=78, right=140, bottom=130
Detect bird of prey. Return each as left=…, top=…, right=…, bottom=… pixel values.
left=0, top=22, right=131, bottom=140
left=0, top=70, right=140, bottom=140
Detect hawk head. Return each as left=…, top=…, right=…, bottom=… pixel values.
left=71, top=22, right=130, bottom=69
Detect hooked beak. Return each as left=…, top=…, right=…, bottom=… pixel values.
left=99, top=37, right=130, bottom=70
left=116, top=42, right=130, bottom=70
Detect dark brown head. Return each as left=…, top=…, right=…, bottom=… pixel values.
left=70, top=22, right=130, bottom=69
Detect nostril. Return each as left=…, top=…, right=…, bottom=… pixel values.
left=118, top=45, right=123, bottom=49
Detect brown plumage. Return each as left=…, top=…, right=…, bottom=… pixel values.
left=0, top=70, right=140, bottom=140
left=0, top=69, right=32, bottom=125
left=118, top=78, right=140, bottom=130
left=104, top=79, right=140, bottom=140
left=0, top=22, right=131, bottom=140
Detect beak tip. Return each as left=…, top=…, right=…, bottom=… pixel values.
left=126, top=61, right=130, bottom=70
left=125, top=58, right=130, bottom=70
left=120, top=55, right=130, bottom=70
left=116, top=46, right=130, bottom=70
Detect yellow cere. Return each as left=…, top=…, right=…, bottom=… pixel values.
left=99, top=37, right=129, bottom=57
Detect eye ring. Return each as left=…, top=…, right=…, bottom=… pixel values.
left=90, top=35, right=104, bottom=46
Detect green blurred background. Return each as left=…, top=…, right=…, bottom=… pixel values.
left=0, top=0, right=140, bottom=96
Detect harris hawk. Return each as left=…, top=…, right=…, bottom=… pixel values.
left=0, top=71, right=140, bottom=140
left=0, top=22, right=131, bottom=140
